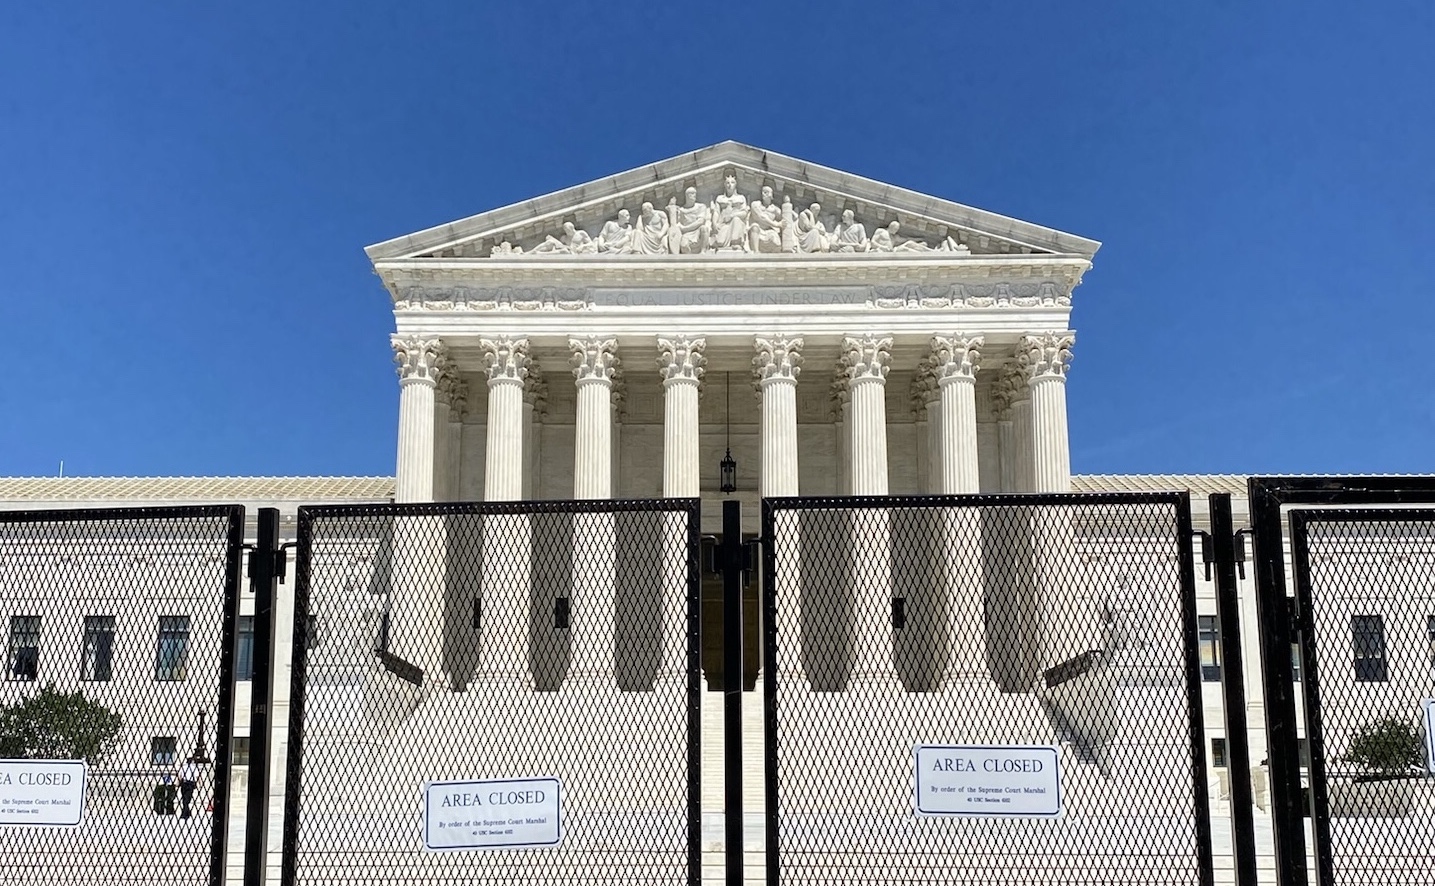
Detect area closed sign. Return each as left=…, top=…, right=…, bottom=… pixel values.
left=0, top=760, right=87, bottom=826
left=914, top=745, right=1062, bottom=818
left=423, top=776, right=562, bottom=851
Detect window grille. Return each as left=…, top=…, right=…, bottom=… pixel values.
left=150, top=736, right=177, bottom=767
left=80, top=615, right=116, bottom=682
left=1350, top=614, right=1387, bottom=682
left=1198, top=614, right=1221, bottom=681
left=235, top=615, right=254, bottom=681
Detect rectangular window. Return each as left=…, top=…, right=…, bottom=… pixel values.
left=154, top=616, right=190, bottom=682
left=150, top=736, right=177, bottom=767
left=1351, top=614, right=1387, bottom=682
left=1291, top=643, right=1302, bottom=683
left=236, top=616, right=254, bottom=681
left=1212, top=737, right=1227, bottom=768
left=1198, top=615, right=1221, bottom=681
left=232, top=736, right=251, bottom=767
left=1427, top=614, right=1435, bottom=670
left=7, top=615, right=40, bottom=681
left=1298, top=738, right=1311, bottom=770
left=80, top=615, right=116, bottom=682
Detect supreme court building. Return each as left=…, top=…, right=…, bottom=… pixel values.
left=12, top=142, right=1435, bottom=885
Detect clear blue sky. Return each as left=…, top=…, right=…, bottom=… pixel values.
left=2, top=2, right=1432, bottom=479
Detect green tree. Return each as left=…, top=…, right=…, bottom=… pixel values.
left=0, top=684, right=123, bottom=766
left=1343, top=716, right=1424, bottom=777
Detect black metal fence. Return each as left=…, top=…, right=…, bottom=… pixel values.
left=281, top=499, right=702, bottom=886
left=761, top=493, right=1214, bottom=885
left=1288, top=508, right=1435, bottom=885
left=1250, top=477, right=1435, bottom=886
left=0, top=506, right=244, bottom=886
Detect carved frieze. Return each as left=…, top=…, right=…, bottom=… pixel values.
left=472, top=171, right=981, bottom=259
left=391, top=280, right=1074, bottom=311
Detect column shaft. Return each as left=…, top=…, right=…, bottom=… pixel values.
left=392, top=336, right=444, bottom=504
left=939, top=376, right=979, bottom=494
left=575, top=380, right=612, bottom=499
left=485, top=380, right=524, bottom=501
left=1030, top=378, right=1072, bottom=493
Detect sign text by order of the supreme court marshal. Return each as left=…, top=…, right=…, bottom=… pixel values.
left=423, top=777, right=561, bottom=851
left=914, top=745, right=1062, bottom=818
left=0, top=760, right=87, bottom=826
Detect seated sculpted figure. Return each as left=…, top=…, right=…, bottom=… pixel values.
left=668, top=188, right=710, bottom=254
left=632, top=201, right=669, bottom=254
left=709, top=173, right=750, bottom=251
left=830, top=209, right=869, bottom=252
left=747, top=186, right=783, bottom=253
left=796, top=203, right=828, bottom=253
left=531, top=221, right=596, bottom=255
left=597, top=209, right=635, bottom=254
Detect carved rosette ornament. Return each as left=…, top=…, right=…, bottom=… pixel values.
left=569, top=337, right=620, bottom=384
left=657, top=336, right=707, bottom=387
left=1017, top=333, right=1075, bottom=383
left=392, top=336, right=446, bottom=386
left=480, top=337, right=530, bottom=386
left=840, top=335, right=892, bottom=385
left=931, top=335, right=984, bottom=384
left=753, top=337, right=804, bottom=386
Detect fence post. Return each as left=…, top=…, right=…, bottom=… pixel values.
left=722, top=499, right=744, bottom=886
left=244, top=508, right=282, bottom=886
left=1209, top=494, right=1258, bottom=885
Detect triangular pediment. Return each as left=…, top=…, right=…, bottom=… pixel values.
left=364, top=141, right=1099, bottom=262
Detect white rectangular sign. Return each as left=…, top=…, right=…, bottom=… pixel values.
left=914, top=745, right=1062, bottom=818
left=0, top=760, right=87, bottom=826
left=1423, top=699, right=1435, bottom=775
left=424, top=776, right=561, bottom=851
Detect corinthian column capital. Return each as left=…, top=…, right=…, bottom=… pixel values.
left=931, top=334, right=984, bottom=384
left=569, top=337, right=620, bottom=383
left=657, top=335, right=707, bottom=385
left=523, top=367, right=547, bottom=411
left=1018, top=332, right=1075, bottom=382
left=992, top=362, right=1028, bottom=419
left=447, top=376, right=469, bottom=421
left=841, top=334, right=892, bottom=383
left=753, top=336, right=804, bottom=386
left=392, top=336, right=446, bottom=385
left=480, top=336, right=531, bottom=385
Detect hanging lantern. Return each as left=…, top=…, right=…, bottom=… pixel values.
left=720, top=448, right=737, bottom=494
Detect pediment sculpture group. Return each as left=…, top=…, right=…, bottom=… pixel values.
left=490, top=172, right=972, bottom=257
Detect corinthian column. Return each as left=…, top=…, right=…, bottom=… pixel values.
left=841, top=334, right=896, bottom=689
left=932, top=335, right=983, bottom=494
left=658, top=336, right=706, bottom=497
left=843, top=335, right=892, bottom=496
left=476, top=338, right=532, bottom=687
left=929, top=335, right=988, bottom=684
left=1019, top=333, right=1074, bottom=494
left=570, top=337, right=619, bottom=499
left=392, top=336, right=445, bottom=503
left=568, top=337, right=620, bottom=686
left=754, top=337, right=803, bottom=497
left=481, top=337, right=530, bottom=502
left=1019, top=333, right=1088, bottom=673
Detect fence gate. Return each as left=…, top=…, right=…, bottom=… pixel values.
left=0, top=506, right=245, bottom=886
left=761, top=493, right=1214, bottom=885
left=282, top=498, right=702, bottom=885
left=1249, top=478, right=1435, bottom=886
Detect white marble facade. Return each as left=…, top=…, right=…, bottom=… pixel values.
left=369, top=142, right=1100, bottom=517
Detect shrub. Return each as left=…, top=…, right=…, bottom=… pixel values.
left=1343, top=716, right=1424, bottom=777
left=0, top=683, right=123, bottom=766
